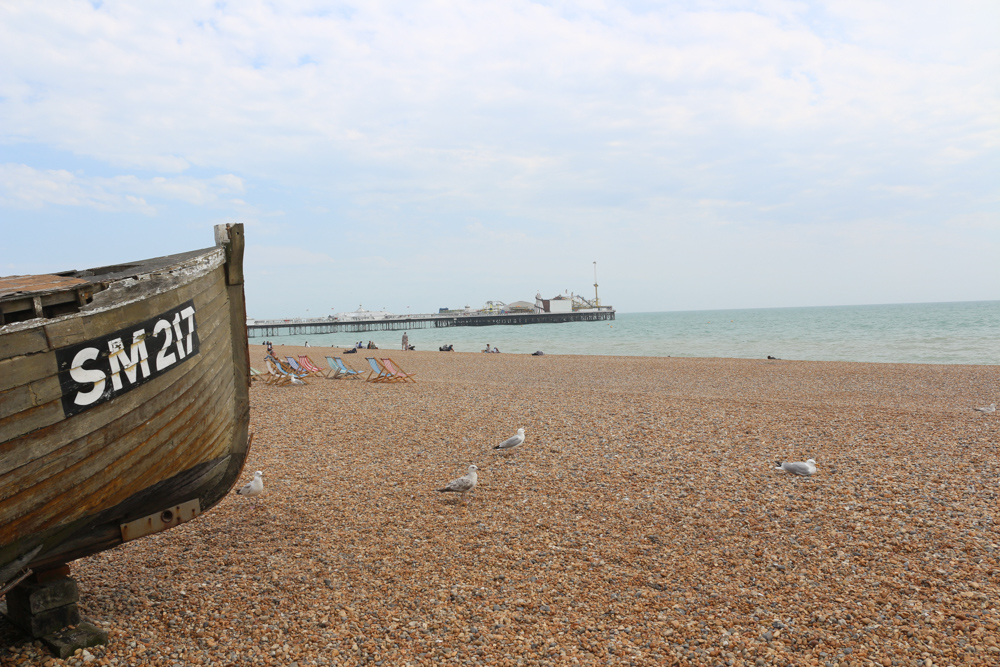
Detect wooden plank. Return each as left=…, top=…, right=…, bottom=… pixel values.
left=0, top=235, right=250, bottom=581
left=42, top=265, right=225, bottom=350
left=0, top=315, right=233, bottom=489
left=0, top=302, right=232, bottom=480
left=0, top=351, right=233, bottom=526
left=0, top=279, right=231, bottom=452
left=0, top=401, right=64, bottom=446
left=0, top=275, right=88, bottom=299
left=6, top=379, right=235, bottom=540
left=0, top=351, right=55, bottom=394
left=0, top=327, right=50, bottom=362
left=0, top=339, right=236, bottom=540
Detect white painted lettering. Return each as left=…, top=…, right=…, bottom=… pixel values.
left=154, top=319, right=177, bottom=370
left=181, top=306, right=196, bottom=356
left=69, top=347, right=106, bottom=406
left=108, top=330, right=150, bottom=391
left=172, top=312, right=187, bottom=359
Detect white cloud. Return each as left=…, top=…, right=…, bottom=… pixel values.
left=1, top=1, right=997, bottom=312
left=0, top=163, right=245, bottom=213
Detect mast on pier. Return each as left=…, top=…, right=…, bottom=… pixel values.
left=593, top=261, right=600, bottom=308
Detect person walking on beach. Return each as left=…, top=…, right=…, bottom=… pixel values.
left=402, top=332, right=409, bottom=351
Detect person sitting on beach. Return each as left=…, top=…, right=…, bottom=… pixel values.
left=492, top=347, right=500, bottom=353
left=483, top=343, right=490, bottom=353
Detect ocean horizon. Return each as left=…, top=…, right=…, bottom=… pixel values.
left=254, top=299, right=1000, bottom=365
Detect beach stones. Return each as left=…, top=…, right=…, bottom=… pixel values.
left=3, top=345, right=996, bottom=666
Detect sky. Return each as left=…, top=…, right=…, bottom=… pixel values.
left=1, top=0, right=998, bottom=317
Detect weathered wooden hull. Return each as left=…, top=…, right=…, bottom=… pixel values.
left=0, top=225, right=251, bottom=591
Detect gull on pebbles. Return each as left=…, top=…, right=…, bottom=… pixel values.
left=438, top=465, right=478, bottom=504
left=774, top=459, right=817, bottom=476
left=973, top=403, right=996, bottom=414
left=236, top=470, right=264, bottom=507
left=494, top=428, right=525, bottom=452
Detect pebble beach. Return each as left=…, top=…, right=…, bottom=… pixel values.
left=2, top=345, right=999, bottom=667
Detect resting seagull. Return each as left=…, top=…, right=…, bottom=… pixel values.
left=438, top=465, right=478, bottom=504
left=494, top=428, right=525, bottom=452
left=236, top=470, right=264, bottom=507
left=774, top=459, right=817, bottom=476
left=973, top=403, right=996, bottom=414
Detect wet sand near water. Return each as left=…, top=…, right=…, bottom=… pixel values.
left=2, top=346, right=999, bottom=666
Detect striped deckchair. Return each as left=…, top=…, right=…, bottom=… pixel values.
left=263, top=358, right=293, bottom=386
left=364, top=357, right=393, bottom=383
left=286, top=356, right=322, bottom=379
left=269, top=356, right=310, bottom=383
left=299, top=355, right=330, bottom=378
left=328, top=356, right=362, bottom=380
left=380, top=357, right=417, bottom=383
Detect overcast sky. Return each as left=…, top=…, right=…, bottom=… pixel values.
left=1, top=1, right=997, bottom=317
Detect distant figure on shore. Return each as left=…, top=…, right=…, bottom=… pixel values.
left=304, top=341, right=310, bottom=347
left=531, top=351, right=544, bottom=356
left=973, top=403, right=996, bottom=414
left=402, top=332, right=409, bottom=351
left=439, top=344, right=454, bottom=352
left=266, top=340, right=273, bottom=355
left=483, top=343, right=490, bottom=353
left=767, top=355, right=780, bottom=360
left=357, top=341, right=363, bottom=349
left=774, top=459, right=817, bottom=476
left=367, top=340, right=378, bottom=349
left=492, top=346, right=500, bottom=353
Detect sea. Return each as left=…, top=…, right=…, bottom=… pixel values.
left=255, top=300, right=1000, bottom=365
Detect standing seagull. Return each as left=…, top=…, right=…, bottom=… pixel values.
left=973, top=403, right=996, bottom=414
left=494, top=428, right=526, bottom=452
left=438, top=465, right=479, bottom=504
left=774, top=459, right=817, bottom=476
left=236, top=470, right=264, bottom=507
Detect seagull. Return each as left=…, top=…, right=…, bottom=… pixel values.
left=973, top=403, right=996, bottom=414
left=236, top=470, right=264, bottom=507
left=437, top=465, right=479, bottom=504
left=774, top=459, right=817, bottom=476
left=494, top=428, right=525, bottom=452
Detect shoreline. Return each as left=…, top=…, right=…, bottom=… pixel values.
left=3, top=349, right=998, bottom=665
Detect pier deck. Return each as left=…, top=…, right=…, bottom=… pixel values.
left=247, top=310, right=614, bottom=338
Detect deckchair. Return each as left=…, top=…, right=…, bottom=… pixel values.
left=269, top=356, right=310, bottom=384
left=286, top=355, right=323, bottom=378
left=380, top=357, right=417, bottom=383
left=299, top=355, right=328, bottom=377
left=263, top=357, right=293, bottom=386
left=249, top=366, right=266, bottom=384
left=365, top=357, right=393, bottom=383
left=329, top=356, right=362, bottom=380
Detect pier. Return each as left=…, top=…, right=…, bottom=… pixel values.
left=246, top=309, right=615, bottom=338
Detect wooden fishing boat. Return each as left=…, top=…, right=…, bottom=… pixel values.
left=0, top=224, right=251, bottom=595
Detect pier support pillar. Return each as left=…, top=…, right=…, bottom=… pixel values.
left=0, top=565, right=108, bottom=659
